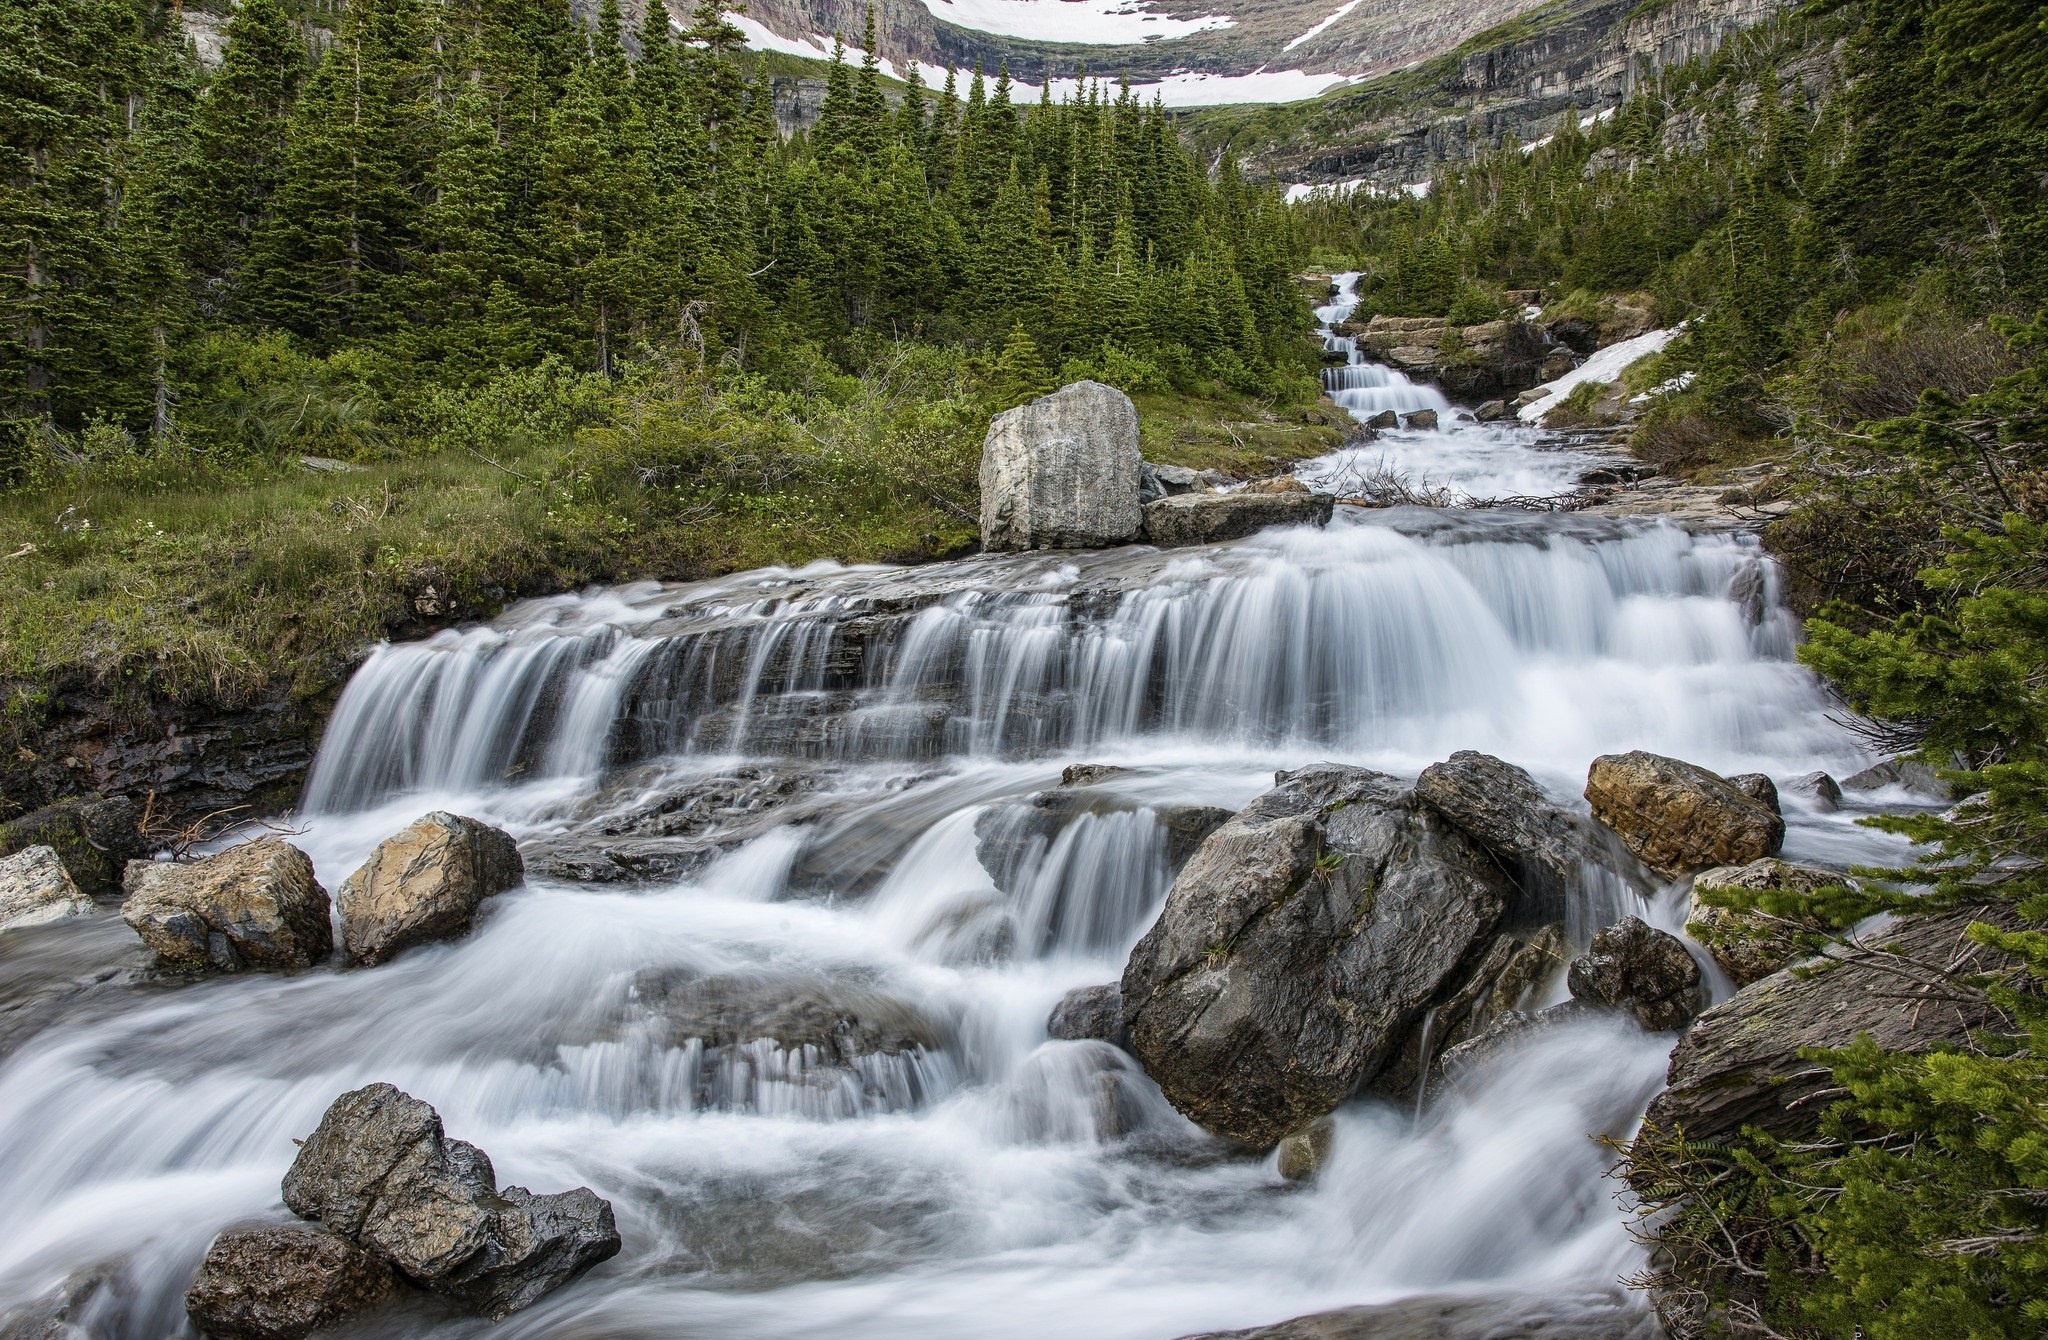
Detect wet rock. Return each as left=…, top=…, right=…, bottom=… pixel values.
left=520, top=836, right=719, bottom=885
left=636, top=970, right=941, bottom=1060
left=1401, top=409, right=1439, bottom=430
left=1539, top=349, right=1577, bottom=380
left=1577, top=467, right=1625, bottom=486
left=1642, top=903, right=2022, bottom=1145
left=1474, top=399, right=1511, bottom=423
left=1583, top=751, right=1784, bottom=876
left=1046, top=982, right=1125, bottom=1046
left=1275, top=1118, right=1333, bottom=1183
left=0, top=846, right=94, bottom=933
left=337, top=813, right=523, bottom=966
left=1178, top=1288, right=1660, bottom=1339
left=1567, top=916, right=1702, bottom=1031
left=184, top=1225, right=394, bottom=1340
left=1841, top=755, right=1954, bottom=802
left=1121, top=765, right=1511, bottom=1148
left=1686, top=859, right=1845, bottom=985
left=1366, top=921, right=1570, bottom=1105
left=1414, top=751, right=1613, bottom=919
left=1060, top=763, right=1128, bottom=788
left=1546, top=317, right=1600, bottom=355
left=1143, top=491, right=1333, bottom=548
left=121, top=840, right=332, bottom=972
left=282, top=1083, right=620, bottom=1318
left=1726, top=773, right=1780, bottom=813
left=1787, top=770, right=1843, bottom=811
left=980, top=380, right=1143, bottom=552
left=1364, top=410, right=1399, bottom=429
left=1151, top=464, right=1203, bottom=495
left=525, top=766, right=833, bottom=886
left=1158, top=804, right=1237, bottom=869
left=1240, top=475, right=1310, bottom=495
left=0, top=794, right=144, bottom=898
left=0, top=1266, right=130, bottom=1340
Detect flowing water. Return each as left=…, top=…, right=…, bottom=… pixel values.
left=0, top=276, right=1919, bottom=1339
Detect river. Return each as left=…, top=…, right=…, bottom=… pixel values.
left=0, top=277, right=1917, bottom=1339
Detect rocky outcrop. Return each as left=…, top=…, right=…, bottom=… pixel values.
left=1584, top=751, right=1784, bottom=876
left=1641, top=903, right=2022, bottom=1145
left=184, top=1226, right=394, bottom=1340
left=282, top=1083, right=620, bottom=1318
left=1361, top=316, right=1547, bottom=399
left=337, top=813, right=522, bottom=966
left=1121, top=765, right=1512, bottom=1148
left=979, top=381, right=1143, bottom=552
left=0, top=846, right=94, bottom=933
left=1142, top=490, right=1335, bottom=548
left=121, top=840, right=332, bottom=972
left=1686, top=858, right=1843, bottom=985
left=0, top=794, right=144, bottom=898
left=1046, top=983, right=1125, bottom=1046
left=1566, top=916, right=1702, bottom=1031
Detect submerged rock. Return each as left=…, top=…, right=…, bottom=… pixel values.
left=1274, top=1118, right=1334, bottom=1183
left=1401, top=409, right=1439, bottom=430
left=1046, top=983, right=1125, bottom=1046
left=1583, top=751, right=1784, bottom=876
left=1686, top=859, right=1845, bottom=985
left=1641, top=903, right=2022, bottom=1145
left=282, top=1083, right=620, bottom=1318
left=184, top=1225, right=393, bottom=1340
left=980, top=381, right=1143, bottom=552
left=1841, top=755, right=1954, bottom=802
left=0, top=794, right=145, bottom=899
left=121, top=840, right=332, bottom=972
left=337, top=812, right=523, bottom=966
left=1142, top=491, right=1333, bottom=548
left=0, top=846, right=94, bottom=933
left=1121, top=765, right=1511, bottom=1148
left=1566, top=916, right=1702, bottom=1031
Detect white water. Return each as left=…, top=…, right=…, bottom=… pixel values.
left=0, top=279, right=1918, bottom=1339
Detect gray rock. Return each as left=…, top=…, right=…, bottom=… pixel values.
left=1367, top=923, right=1570, bottom=1104
left=121, top=840, right=332, bottom=972
left=1143, top=492, right=1333, bottom=548
left=184, top=1226, right=394, bottom=1340
left=1584, top=751, right=1784, bottom=876
left=1642, top=902, right=2022, bottom=1146
left=0, top=846, right=94, bottom=933
left=1121, top=765, right=1511, bottom=1147
left=1046, top=983, right=1125, bottom=1046
left=1546, top=318, right=1600, bottom=356
left=1177, top=1288, right=1659, bottom=1339
left=1473, top=399, right=1511, bottom=422
left=282, top=1083, right=620, bottom=1318
left=1726, top=772, right=1780, bottom=814
left=1566, top=916, right=1702, bottom=1031
left=1413, top=751, right=1614, bottom=919
left=1841, top=756, right=1954, bottom=801
left=1400, top=409, right=1439, bottom=430
left=0, top=795, right=144, bottom=898
left=337, top=813, right=523, bottom=966
left=1150, top=463, right=1203, bottom=495
left=1059, top=763, right=1128, bottom=788
left=1786, top=771, right=1842, bottom=810
left=980, top=381, right=1143, bottom=552
left=1274, top=1118, right=1333, bottom=1183
left=1364, top=410, right=1399, bottom=429
left=634, top=970, right=942, bottom=1060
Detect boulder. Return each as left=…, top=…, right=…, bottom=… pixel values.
left=1151, top=463, right=1202, bottom=495
left=1545, top=317, right=1600, bottom=355
left=337, top=813, right=523, bottom=966
left=1414, top=751, right=1615, bottom=918
left=1401, top=410, right=1439, bottom=431
left=1274, top=1118, right=1333, bottom=1183
left=979, top=380, right=1143, bottom=552
left=1539, top=349, right=1577, bottom=380
left=1686, top=859, right=1844, bottom=985
left=1583, top=751, right=1784, bottom=876
left=1046, top=983, right=1125, bottom=1046
left=1143, top=492, right=1333, bottom=549
left=1120, top=765, right=1512, bottom=1148
left=282, top=1083, right=620, bottom=1318
left=1474, top=400, right=1511, bottom=423
left=1726, top=773, right=1780, bottom=813
left=1367, top=922, right=1570, bottom=1103
left=1841, top=756, right=1953, bottom=802
left=1364, top=410, right=1399, bottom=430
left=1566, top=916, right=1702, bottom=1031
left=121, top=840, right=332, bottom=972
left=0, top=846, right=94, bottom=933
left=1642, top=903, right=2021, bottom=1145
left=0, top=794, right=144, bottom=898
left=184, top=1226, right=394, bottom=1340
left=1787, top=771, right=1843, bottom=811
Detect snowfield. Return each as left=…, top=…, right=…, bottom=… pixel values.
left=917, top=0, right=1233, bottom=44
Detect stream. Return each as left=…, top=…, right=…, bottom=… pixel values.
left=0, top=275, right=1919, bottom=1339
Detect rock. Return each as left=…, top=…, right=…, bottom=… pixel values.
left=282, top=1083, right=621, bottom=1318
left=523, top=766, right=832, bottom=886
left=1240, top=475, right=1310, bottom=495
left=1364, top=410, right=1399, bottom=429
left=1545, top=317, right=1600, bottom=355
left=1539, top=349, right=1577, bottom=380
left=1726, top=773, right=1780, bottom=813
left=0, top=1266, right=129, bottom=1340
left=1401, top=409, right=1439, bottom=430
left=337, top=813, right=523, bottom=967
left=1143, top=492, right=1333, bottom=548
left=1600, top=300, right=1657, bottom=345
left=1059, top=763, right=1128, bottom=788
left=1577, top=467, right=1625, bottom=486
left=635, top=970, right=942, bottom=1061
left=1787, top=771, right=1843, bottom=810
left=0, top=846, right=94, bottom=933
left=0, top=794, right=144, bottom=898
left=975, top=787, right=1232, bottom=909
left=979, top=381, right=1143, bottom=552
left=1473, top=399, right=1510, bottom=422
left=1413, top=751, right=1615, bottom=919
left=1841, top=756, right=1954, bottom=802
left=121, top=840, right=332, bottom=972
left=1367, top=923, right=1569, bottom=1104
left=1178, top=1289, right=1659, bottom=1339
left=1047, top=983, right=1125, bottom=1045
left=184, top=1226, right=394, bottom=1340
left=1566, top=916, right=1702, bottom=1031
left=1274, top=1118, right=1333, bottom=1183
left=1150, top=463, right=1202, bottom=495
left=1121, top=765, right=1511, bottom=1148
left=1686, top=859, right=1846, bottom=986
left=1641, top=903, right=2021, bottom=1145
left=1584, top=751, right=1784, bottom=876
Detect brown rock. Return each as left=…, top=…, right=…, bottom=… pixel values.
left=1686, top=859, right=1845, bottom=985
left=184, top=1226, right=392, bottom=1340
left=121, top=840, right=332, bottom=972
left=338, top=813, right=523, bottom=966
left=1584, top=751, right=1784, bottom=876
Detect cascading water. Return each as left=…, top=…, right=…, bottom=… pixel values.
left=0, top=278, right=1918, bottom=1340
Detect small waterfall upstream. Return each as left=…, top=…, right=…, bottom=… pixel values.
left=0, top=279, right=1916, bottom=1340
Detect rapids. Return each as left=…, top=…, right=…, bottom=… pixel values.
left=0, top=275, right=1917, bottom=1340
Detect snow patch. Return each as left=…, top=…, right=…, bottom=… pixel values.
left=1283, top=175, right=1430, bottom=204
left=1284, top=0, right=1362, bottom=52
left=917, top=0, right=1232, bottom=45
left=1520, top=104, right=1618, bottom=153
left=1517, top=327, right=1677, bottom=423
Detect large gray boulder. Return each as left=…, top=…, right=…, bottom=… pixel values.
left=1640, top=903, right=2020, bottom=1145
left=282, top=1083, right=620, bottom=1318
left=337, top=813, right=523, bottom=966
left=184, top=1225, right=394, bottom=1340
left=1142, top=491, right=1333, bottom=548
left=0, top=846, right=94, bottom=933
left=979, top=381, right=1143, bottom=551
left=1121, top=765, right=1512, bottom=1148
left=121, top=840, right=332, bottom=972
left=1584, top=751, right=1783, bottom=876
